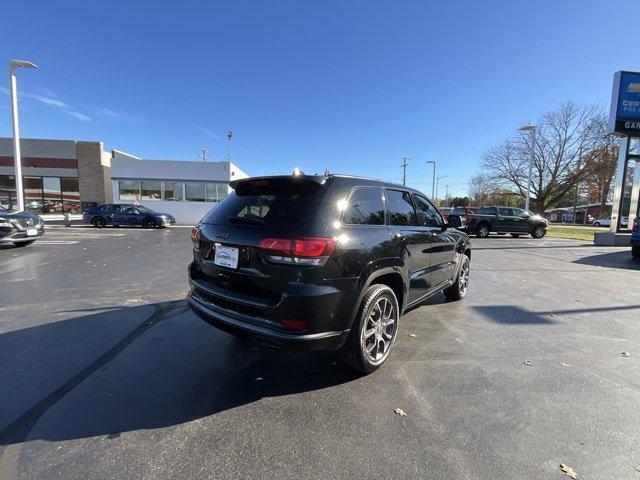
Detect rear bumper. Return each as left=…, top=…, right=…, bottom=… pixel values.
left=187, top=292, right=349, bottom=352
left=187, top=262, right=353, bottom=352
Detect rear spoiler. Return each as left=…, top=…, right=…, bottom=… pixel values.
left=230, top=175, right=328, bottom=195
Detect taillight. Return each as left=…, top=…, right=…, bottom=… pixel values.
left=190, top=227, right=201, bottom=243
left=282, top=319, right=307, bottom=330
left=634, top=219, right=639, bottom=233
left=258, top=237, right=336, bottom=265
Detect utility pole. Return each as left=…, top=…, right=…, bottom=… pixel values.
left=445, top=184, right=449, bottom=205
left=572, top=145, right=583, bottom=224
left=426, top=160, right=436, bottom=200
left=401, top=157, right=410, bottom=186
left=200, top=147, right=208, bottom=162
left=227, top=131, right=233, bottom=162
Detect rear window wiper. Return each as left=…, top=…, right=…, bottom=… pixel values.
left=227, top=216, right=267, bottom=225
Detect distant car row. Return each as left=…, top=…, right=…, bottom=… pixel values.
left=82, top=204, right=175, bottom=228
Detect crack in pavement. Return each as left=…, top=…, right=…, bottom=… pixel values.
left=0, top=300, right=185, bottom=476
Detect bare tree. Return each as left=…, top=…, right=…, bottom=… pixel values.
left=479, top=101, right=605, bottom=212
left=467, top=173, right=493, bottom=206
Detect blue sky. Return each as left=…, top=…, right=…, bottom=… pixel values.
left=1, top=0, right=639, bottom=197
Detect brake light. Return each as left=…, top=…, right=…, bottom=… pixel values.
left=634, top=219, right=639, bottom=233
left=258, top=237, right=336, bottom=265
left=282, top=319, right=307, bottom=330
left=190, top=227, right=201, bottom=243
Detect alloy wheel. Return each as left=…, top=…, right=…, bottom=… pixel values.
left=361, top=295, right=397, bottom=364
left=459, top=257, right=470, bottom=294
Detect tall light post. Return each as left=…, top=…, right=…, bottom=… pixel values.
left=227, top=131, right=233, bottom=162
left=426, top=160, right=436, bottom=199
left=436, top=175, right=448, bottom=206
left=9, top=60, right=38, bottom=212
left=518, top=124, right=537, bottom=212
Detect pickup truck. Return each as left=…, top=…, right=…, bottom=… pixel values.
left=467, top=206, right=548, bottom=238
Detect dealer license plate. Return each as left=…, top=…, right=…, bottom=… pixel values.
left=26, top=228, right=38, bottom=236
left=213, top=245, right=239, bottom=269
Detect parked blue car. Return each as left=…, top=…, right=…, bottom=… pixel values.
left=632, top=218, right=640, bottom=258
left=83, top=204, right=175, bottom=228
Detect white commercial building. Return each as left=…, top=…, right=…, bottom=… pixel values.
left=110, top=156, right=247, bottom=225
left=0, top=137, right=249, bottom=225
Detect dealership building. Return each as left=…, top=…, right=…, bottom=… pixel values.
left=0, top=137, right=248, bottom=224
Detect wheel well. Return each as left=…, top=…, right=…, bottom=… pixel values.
left=464, top=248, right=471, bottom=259
left=371, top=272, right=404, bottom=310
left=91, top=215, right=103, bottom=222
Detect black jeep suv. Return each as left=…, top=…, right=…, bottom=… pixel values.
left=187, top=174, right=471, bottom=373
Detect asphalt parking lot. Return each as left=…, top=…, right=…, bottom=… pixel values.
left=1, top=228, right=640, bottom=479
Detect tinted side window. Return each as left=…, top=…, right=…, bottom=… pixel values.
left=342, top=188, right=385, bottom=225
left=478, top=207, right=496, bottom=215
left=512, top=208, right=527, bottom=218
left=99, top=205, right=111, bottom=212
left=412, top=194, right=442, bottom=227
left=386, top=190, right=417, bottom=226
left=498, top=208, right=513, bottom=216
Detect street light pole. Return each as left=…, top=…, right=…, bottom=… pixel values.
left=518, top=125, right=537, bottom=212
left=436, top=175, right=448, bottom=206
left=9, top=60, right=38, bottom=212
left=426, top=160, right=436, bottom=199
left=227, top=131, right=233, bottom=162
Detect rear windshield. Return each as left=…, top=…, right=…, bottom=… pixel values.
left=201, top=178, right=325, bottom=227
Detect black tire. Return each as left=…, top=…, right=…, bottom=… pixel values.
left=531, top=225, right=546, bottom=239
left=510, top=233, right=521, bottom=238
left=594, top=222, right=601, bottom=227
left=443, top=254, right=470, bottom=301
left=13, top=240, right=35, bottom=247
left=143, top=217, right=157, bottom=229
left=91, top=216, right=106, bottom=228
left=633, top=245, right=640, bottom=259
left=340, top=284, right=399, bottom=374
left=476, top=223, right=490, bottom=238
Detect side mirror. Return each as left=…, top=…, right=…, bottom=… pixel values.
left=447, top=214, right=462, bottom=229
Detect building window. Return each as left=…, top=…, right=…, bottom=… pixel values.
left=140, top=181, right=161, bottom=200
left=24, top=177, right=44, bottom=213
left=205, top=183, right=218, bottom=202
left=0, top=175, right=17, bottom=210
left=119, top=180, right=140, bottom=200
left=61, top=177, right=80, bottom=212
left=163, top=181, right=183, bottom=201
left=185, top=182, right=206, bottom=202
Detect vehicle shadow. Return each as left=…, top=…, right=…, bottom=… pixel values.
left=472, top=304, right=640, bottom=325
left=572, top=250, right=640, bottom=270
left=0, top=300, right=361, bottom=446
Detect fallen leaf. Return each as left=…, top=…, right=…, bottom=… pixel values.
left=523, top=360, right=532, bottom=366
left=393, top=408, right=407, bottom=417
left=622, top=352, right=631, bottom=357
left=560, top=363, right=571, bottom=367
left=560, top=463, right=577, bottom=479
left=574, top=299, right=582, bottom=303
left=407, top=333, right=417, bottom=338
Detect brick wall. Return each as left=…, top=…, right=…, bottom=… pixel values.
left=76, top=141, right=111, bottom=205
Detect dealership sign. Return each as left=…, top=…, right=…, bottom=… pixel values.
left=609, top=70, right=640, bottom=136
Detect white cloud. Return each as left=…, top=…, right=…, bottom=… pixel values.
left=0, top=86, right=90, bottom=121
left=96, top=107, right=145, bottom=121
left=196, top=126, right=220, bottom=139
left=65, top=111, right=92, bottom=122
